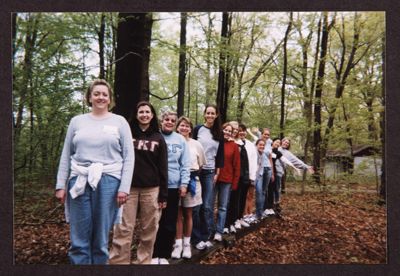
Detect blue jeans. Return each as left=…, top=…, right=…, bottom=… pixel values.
left=255, top=167, right=272, bottom=218
left=67, top=174, right=119, bottom=264
left=274, top=175, right=282, bottom=203
left=195, top=169, right=215, bottom=241
left=263, top=167, right=273, bottom=210
left=214, top=182, right=231, bottom=234
left=255, top=177, right=265, bottom=218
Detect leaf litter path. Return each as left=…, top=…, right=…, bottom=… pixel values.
left=201, top=192, right=386, bottom=264
left=14, top=190, right=386, bottom=264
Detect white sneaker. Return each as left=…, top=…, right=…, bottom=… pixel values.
left=230, top=225, right=237, bottom=233
left=214, top=232, right=222, bottom=241
left=171, top=242, right=182, bottom=259
left=234, top=220, right=242, bottom=229
left=159, top=258, right=169, bottom=264
left=195, top=241, right=206, bottom=250
left=246, top=215, right=256, bottom=224
left=261, top=212, right=268, bottom=219
left=205, top=240, right=213, bottom=248
left=243, top=216, right=252, bottom=224
left=151, top=258, right=159, bottom=264
left=239, top=219, right=250, bottom=227
left=182, top=243, right=192, bottom=259
left=267, top=209, right=275, bottom=215
left=223, top=227, right=229, bottom=234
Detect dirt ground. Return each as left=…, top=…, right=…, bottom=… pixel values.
left=14, top=183, right=386, bottom=264
left=201, top=191, right=386, bottom=264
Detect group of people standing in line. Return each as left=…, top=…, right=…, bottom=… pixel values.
left=55, top=79, right=314, bottom=265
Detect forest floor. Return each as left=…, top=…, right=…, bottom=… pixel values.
left=13, top=181, right=386, bottom=264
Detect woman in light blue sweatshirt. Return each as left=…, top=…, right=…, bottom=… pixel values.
left=152, top=110, right=191, bottom=264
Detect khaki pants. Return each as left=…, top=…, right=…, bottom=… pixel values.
left=244, top=185, right=255, bottom=215
left=109, top=187, right=161, bottom=264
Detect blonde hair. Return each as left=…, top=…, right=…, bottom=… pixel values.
left=85, top=79, right=114, bottom=109
left=160, top=110, right=178, bottom=122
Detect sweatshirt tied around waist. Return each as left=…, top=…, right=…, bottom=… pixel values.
left=69, top=160, right=123, bottom=198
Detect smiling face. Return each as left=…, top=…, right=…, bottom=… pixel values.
left=223, top=125, right=233, bottom=140
left=262, top=129, right=270, bottom=141
left=231, top=125, right=239, bottom=139
left=204, top=106, right=218, bottom=127
left=137, top=104, right=154, bottom=127
left=256, top=140, right=266, bottom=153
left=176, top=120, right=191, bottom=138
left=272, top=139, right=281, bottom=149
left=89, top=84, right=110, bottom=111
left=281, top=138, right=290, bottom=149
left=238, top=126, right=246, bottom=140
left=161, top=114, right=177, bottom=132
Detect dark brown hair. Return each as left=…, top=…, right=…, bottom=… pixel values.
left=130, top=101, right=160, bottom=135
left=204, top=104, right=223, bottom=141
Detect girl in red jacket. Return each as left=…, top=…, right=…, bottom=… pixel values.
left=213, top=123, right=240, bottom=242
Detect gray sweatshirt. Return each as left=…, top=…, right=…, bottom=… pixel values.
left=279, top=147, right=310, bottom=171
left=56, top=113, right=135, bottom=194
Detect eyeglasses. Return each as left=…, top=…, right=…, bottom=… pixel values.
left=164, top=118, right=176, bottom=123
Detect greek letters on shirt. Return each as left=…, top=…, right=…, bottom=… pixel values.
left=167, top=143, right=183, bottom=154
left=132, top=138, right=159, bottom=152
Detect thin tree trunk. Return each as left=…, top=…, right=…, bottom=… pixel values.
left=322, top=14, right=371, bottom=164
left=313, top=12, right=332, bottom=184
left=303, top=18, right=321, bottom=187
left=177, top=12, right=187, bottom=117
left=296, top=14, right=318, bottom=193
left=279, top=12, right=293, bottom=139
left=98, top=13, right=106, bottom=79
left=15, top=13, right=40, bottom=139
left=205, top=13, right=213, bottom=104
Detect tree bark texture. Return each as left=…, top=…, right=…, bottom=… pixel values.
left=313, top=12, right=332, bottom=184
left=216, top=12, right=232, bottom=123
left=113, top=13, right=153, bottom=120
left=177, top=13, right=187, bottom=117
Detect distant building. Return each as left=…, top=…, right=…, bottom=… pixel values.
left=287, top=145, right=382, bottom=180
left=325, top=145, right=382, bottom=179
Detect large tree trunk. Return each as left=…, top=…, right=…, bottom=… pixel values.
left=313, top=12, right=332, bottom=184
left=113, top=13, right=153, bottom=120
left=279, top=12, right=293, bottom=139
left=216, top=12, right=232, bottom=123
left=177, top=13, right=187, bottom=117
